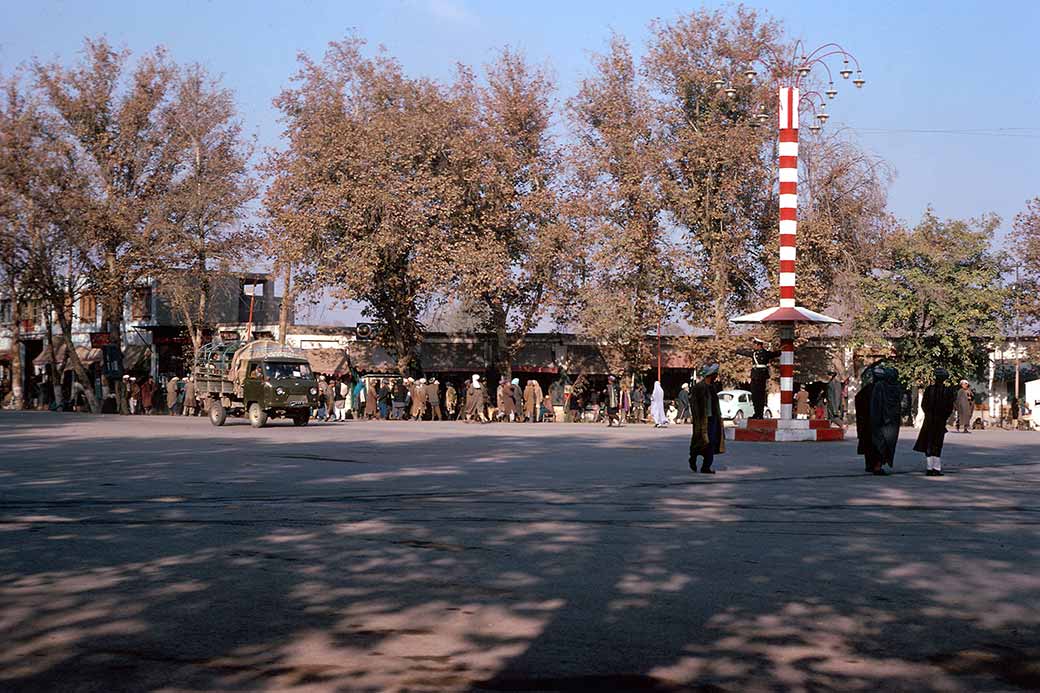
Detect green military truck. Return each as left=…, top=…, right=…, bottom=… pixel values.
left=194, top=340, right=320, bottom=427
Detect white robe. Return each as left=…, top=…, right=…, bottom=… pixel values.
left=651, top=382, right=668, bottom=425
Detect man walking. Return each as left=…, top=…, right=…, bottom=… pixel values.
left=825, top=371, right=843, bottom=426
left=914, top=367, right=956, bottom=476
left=411, top=378, right=428, bottom=421
left=445, top=381, right=457, bottom=419
left=166, top=376, right=179, bottom=416
left=183, top=376, right=198, bottom=417
left=604, top=375, right=621, bottom=427
left=426, top=378, right=442, bottom=421
left=523, top=379, right=538, bottom=422
left=689, top=364, right=724, bottom=474
left=676, top=382, right=691, bottom=423
left=464, top=374, right=485, bottom=422
left=955, top=380, right=974, bottom=433
left=333, top=377, right=348, bottom=421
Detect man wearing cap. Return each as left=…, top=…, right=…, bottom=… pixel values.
left=676, top=382, right=691, bottom=423
left=955, top=380, right=974, bottom=433
left=426, top=378, right=442, bottom=421
left=464, top=374, right=485, bottom=422
left=914, top=367, right=957, bottom=476
left=738, top=338, right=782, bottom=419
left=825, top=371, right=843, bottom=426
left=411, top=378, right=428, bottom=421
left=689, top=364, right=725, bottom=474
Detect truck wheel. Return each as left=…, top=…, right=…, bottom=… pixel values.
left=209, top=401, right=227, bottom=427
left=249, top=403, right=268, bottom=428
left=292, top=410, right=310, bottom=427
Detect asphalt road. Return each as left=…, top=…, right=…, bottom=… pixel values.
left=1, top=411, right=1038, bottom=692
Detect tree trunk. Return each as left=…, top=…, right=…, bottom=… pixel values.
left=54, top=304, right=99, bottom=413
left=44, top=311, right=63, bottom=404
left=711, top=221, right=729, bottom=338
left=104, top=259, right=128, bottom=414
left=278, top=262, right=293, bottom=346
left=491, top=305, right=511, bottom=382
left=8, top=280, right=24, bottom=409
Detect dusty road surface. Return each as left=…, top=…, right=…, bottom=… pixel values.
left=1, top=411, right=1038, bottom=692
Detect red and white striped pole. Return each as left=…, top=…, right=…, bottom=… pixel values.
left=778, top=86, right=799, bottom=420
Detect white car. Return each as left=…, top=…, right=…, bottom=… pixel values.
left=717, top=389, right=771, bottom=422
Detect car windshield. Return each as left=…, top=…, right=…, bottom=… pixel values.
left=718, top=393, right=734, bottom=402
left=263, top=362, right=312, bottom=380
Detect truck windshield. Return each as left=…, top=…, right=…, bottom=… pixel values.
left=263, top=362, right=313, bottom=380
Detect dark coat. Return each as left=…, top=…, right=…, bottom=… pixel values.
left=871, top=376, right=902, bottom=466
left=914, top=383, right=956, bottom=456
left=689, top=381, right=724, bottom=455
left=465, top=384, right=484, bottom=415
left=855, top=383, right=882, bottom=469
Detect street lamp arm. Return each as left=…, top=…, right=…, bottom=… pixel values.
left=799, top=91, right=825, bottom=110
left=804, top=42, right=857, bottom=66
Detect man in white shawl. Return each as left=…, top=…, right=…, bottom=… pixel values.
left=464, top=374, right=486, bottom=422
left=651, top=381, right=668, bottom=427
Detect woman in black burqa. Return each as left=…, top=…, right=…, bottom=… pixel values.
left=870, top=366, right=903, bottom=475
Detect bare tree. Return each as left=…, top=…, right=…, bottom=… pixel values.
left=566, top=35, right=675, bottom=375
left=445, top=49, right=566, bottom=379
left=34, top=37, right=181, bottom=411
left=152, top=63, right=257, bottom=354
left=268, top=37, right=463, bottom=374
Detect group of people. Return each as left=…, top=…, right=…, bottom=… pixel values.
left=314, top=376, right=440, bottom=422
left=124, top=374, right=199, bottom=416
left=309, top=372, right=703, bottom=426
left=856, top=365, right=979, bottom=477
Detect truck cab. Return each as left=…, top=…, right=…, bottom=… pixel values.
left=239, top=358, right=318, bottom=426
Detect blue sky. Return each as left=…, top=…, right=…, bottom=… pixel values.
left=2, top=0, right=1038, bottom=321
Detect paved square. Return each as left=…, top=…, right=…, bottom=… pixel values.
left=1, top=412, right=1038, bottom=691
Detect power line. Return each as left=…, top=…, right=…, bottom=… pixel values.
left=851, top=127, right=1040, bottom=139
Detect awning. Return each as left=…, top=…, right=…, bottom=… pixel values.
left=420, top=339, right=488, bottom=372
left=346, top=342, right=397, bottom=374
left=513, top=342, right=558, bottom=373
left=123, top=344, right=151, bottom=372
left=305, top=347, right=352, bottom=376
left=33, top=342, right=72, bottom=367
left=558, top=344, right=609, bottom=376
left=33, top=344, right=102, bottom=368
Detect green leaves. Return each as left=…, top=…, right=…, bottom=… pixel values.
left=856, top=211, right=1007, bottom=386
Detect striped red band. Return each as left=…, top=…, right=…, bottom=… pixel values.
left=779, top=364, right=794, bottom=376
left=779, top=128, right=797, bottom=142
left=779, top=156, right=797, bottom=169
left=780, top=182, right=797, bottom=195
left=780, top=392, right=794, bottom=404
left=780, top=260, right=795, bottom=273
left=780, top=286, right=795, bottom=299
left=779, top=235, right=796, bottom=246
left=779, top=208, right=797, bottom=221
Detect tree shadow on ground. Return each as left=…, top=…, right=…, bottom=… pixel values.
left=0, top=412, right=1038, bottom=691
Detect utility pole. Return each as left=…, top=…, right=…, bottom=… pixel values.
left=1015, top=264, right=1021, bottom=412
left=657, top=318, right=662, bottom=383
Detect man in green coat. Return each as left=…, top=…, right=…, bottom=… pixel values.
left=689, top=364, right=725, bottom=474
